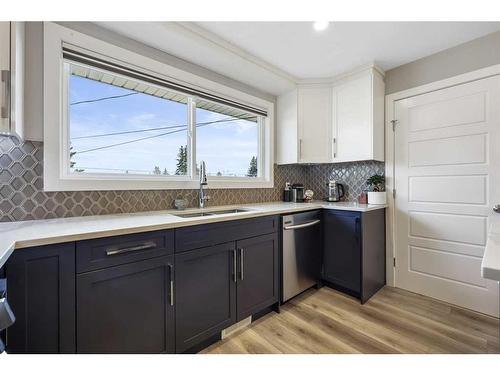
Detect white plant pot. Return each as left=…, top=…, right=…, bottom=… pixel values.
left=367, top=191, right=387, bottom=205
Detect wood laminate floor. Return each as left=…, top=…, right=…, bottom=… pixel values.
left=201, top=286, right=500, bottom=354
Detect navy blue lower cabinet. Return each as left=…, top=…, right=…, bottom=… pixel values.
left=323, top=210, right=362, bottom=294
left=76, top=255, right=175, bottom=353
left=174, top=243, right=237, bottom=353
left=5, top=243, right=76, bottom=353
left=174, top=232, right=280, bottom=353
left=236, top=233, right=279, bottom=321
left=322, top=209, right=385, bottom=303
left=3, top=216, right=281, bottom=354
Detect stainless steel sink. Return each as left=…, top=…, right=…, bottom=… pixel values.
left=172, top=208, right=251, bottom=218
left=172, top=212, right=215, bottom=218
left=209, top=209, right=250, bottom=215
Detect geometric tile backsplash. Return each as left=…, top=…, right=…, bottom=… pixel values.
left=305, top=161, right=385, bottom=202
left=0, top=135, right=384, bottom=222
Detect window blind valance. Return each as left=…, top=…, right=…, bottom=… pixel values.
left=62, top=43, right=268, bottom=119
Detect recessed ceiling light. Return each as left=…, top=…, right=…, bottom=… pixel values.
left=313, top=21, right=329, bottom=31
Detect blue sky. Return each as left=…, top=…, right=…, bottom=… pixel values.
left=69, top=75, right=258, bottom=176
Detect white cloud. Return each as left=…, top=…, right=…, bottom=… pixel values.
left=127, top=113, right=157, bottom=127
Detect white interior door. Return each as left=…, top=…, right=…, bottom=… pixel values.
left=394, top=75, right=500, bottom=317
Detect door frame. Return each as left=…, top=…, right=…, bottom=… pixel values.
left=384, top=63, right=500, bottom=287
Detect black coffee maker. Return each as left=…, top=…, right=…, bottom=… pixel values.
left=291, top=183, right=305, bottom=202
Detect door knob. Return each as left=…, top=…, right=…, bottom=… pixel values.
left=494, top=204, right=500, bottom=213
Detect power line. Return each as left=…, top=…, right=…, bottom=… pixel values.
left=72, top=124, right=186, bottom=139
left=76, top=122, right=215, bottom=154
left=75, top=112, right=255, bottom=154
left=70, top=92, right=139, bottom=106
left=76, top=128, right=189, bottom=154
left=71, top=116, right=256, bottom=140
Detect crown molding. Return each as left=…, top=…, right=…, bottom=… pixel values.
left=297, top=62, right=386, bottom=86
left=174, top=22, right=299, bottom=85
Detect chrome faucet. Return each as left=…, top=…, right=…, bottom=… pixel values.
left=199, top=161, right=210, bottom=208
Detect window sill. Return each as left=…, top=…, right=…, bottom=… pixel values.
left=43, top=175, right=274, bottom=192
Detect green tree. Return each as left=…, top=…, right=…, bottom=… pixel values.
left=153, top=166, right=161, bottom=175
left=176, top=145, right=188, bottom=175
left=163, top=168, right=169, bottom=175
left=69, top=145, right=84, bottom=173
left=247, top=156, right=257, bottom=177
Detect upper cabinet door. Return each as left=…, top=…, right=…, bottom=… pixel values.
left=0, top=22, right=10, bottom=133
left=332, top=69, right=385, bottom=163
left=298, top=86, right=332, bottom=163
left=0, top=22, right=24, bottom=138
left=276, top=66, right=385, bottom=165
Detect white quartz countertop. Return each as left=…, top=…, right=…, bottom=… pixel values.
left=481, top=222, right=500, bottom=282
left=0, top=200, right=386, bottom=268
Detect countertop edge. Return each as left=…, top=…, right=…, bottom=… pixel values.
left=481, top=227, right=500, bottom=282
left=0, top=201, right=387, bottom=267
left=0, top=242, right=15, bottom=270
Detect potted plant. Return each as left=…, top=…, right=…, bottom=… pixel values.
left=366, top=174, right=386, bottom=205
left=174, top=194, right=188, bottom=210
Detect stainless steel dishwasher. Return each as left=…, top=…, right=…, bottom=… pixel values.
left=282, top=210, right=322, bottom=302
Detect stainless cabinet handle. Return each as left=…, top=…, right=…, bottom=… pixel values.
left=1, top=70, right=10, bottom=119
left=105, top=242, right=157, bottom=256
left=332, top=137, right=337, bottom=159
left=283, top=219, right=321, bottom=230
left=494, top=204, right=500, bottom=213
left=232, top=249, right=237, bottom=283
left=239, top=248, right=244, bottom=281
left=168, top=263, right=174, bottom=306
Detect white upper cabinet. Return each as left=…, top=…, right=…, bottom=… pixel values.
left=332, top=68, right=385, bottom=163
left=276, top=66, right=385, bottom=165
left=0, top=22, right=24, bottom=138
left=277, top=85, right=332, bottom=164
left=276, top=89, right=299, bottom=164
left=298, top=86, right=332, bottom=163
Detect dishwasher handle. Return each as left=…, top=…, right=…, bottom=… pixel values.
left=283, top=219, right=321, bottom=230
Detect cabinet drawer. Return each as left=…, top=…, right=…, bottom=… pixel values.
left=76, top=230, right=174, bottom=273
left=175, top=215, right=279, bottom=253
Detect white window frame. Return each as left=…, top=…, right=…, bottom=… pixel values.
left=43, top=22, right=274, bottom=191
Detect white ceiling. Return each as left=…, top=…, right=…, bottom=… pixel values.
left=97, top=22, right=500, bottom=96
left=96, top=22, right=296, bottom=96
left=196, top=22, right=500, bottom=78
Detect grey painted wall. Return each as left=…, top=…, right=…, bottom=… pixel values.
left=385, top=30, right=500, bottom=94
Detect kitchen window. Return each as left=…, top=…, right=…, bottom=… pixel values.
left=67, top=64, right=190, bottom=177
left=195, top=99, right=262, bottom=178
left=43, top=23, right=274, bottom=191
